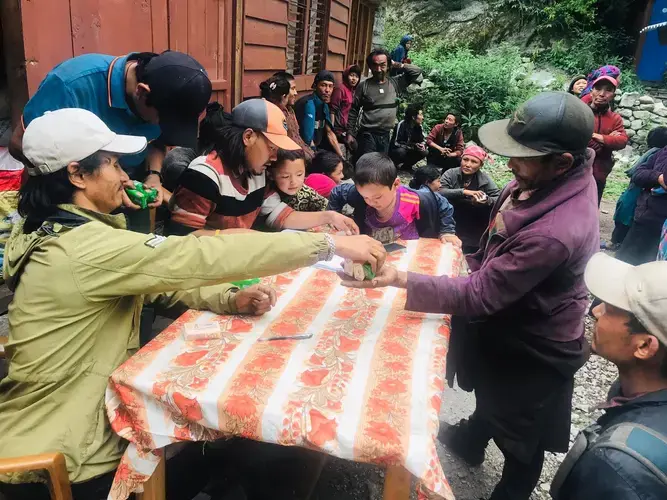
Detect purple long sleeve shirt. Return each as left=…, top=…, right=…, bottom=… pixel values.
left=406, top=152, right=600, bottom=342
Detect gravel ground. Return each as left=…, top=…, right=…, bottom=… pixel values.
left=309, top=192, right=620, bottom=500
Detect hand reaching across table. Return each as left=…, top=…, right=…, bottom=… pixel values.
left=339, top=264, right=406, bottom=289
left=331, top=234, right=386, bottom=274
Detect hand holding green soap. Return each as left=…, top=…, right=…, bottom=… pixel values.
left=125, top=181, right=158, bottom=209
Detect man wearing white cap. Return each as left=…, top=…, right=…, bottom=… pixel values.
left=551, top=252, right=667, bottom=499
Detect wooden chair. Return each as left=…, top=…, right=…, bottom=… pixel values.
left=0, top=453, right=165, bottom=500
left=0, top=452, right=72, bottom=500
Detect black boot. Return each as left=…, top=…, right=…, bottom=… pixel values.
left=437, top=418, right=488, bottom=467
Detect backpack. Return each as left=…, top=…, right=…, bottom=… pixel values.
left=550, top=422, right=667, bottom=498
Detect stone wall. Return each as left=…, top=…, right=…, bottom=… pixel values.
left=615, top=92, right=667, bottom=151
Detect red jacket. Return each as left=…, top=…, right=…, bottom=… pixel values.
left=588, top=106, right=628, bottom=182
left=330, top=66, right=357, bottom=132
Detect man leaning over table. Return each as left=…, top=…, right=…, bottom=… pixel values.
left=0, top=108, right=385, bottom=500
left=9, top=50, right=212, bottom=233
left=341, top=92, right=600, bottom=500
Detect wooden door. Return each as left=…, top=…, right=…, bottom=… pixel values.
left=168, top=0, right=235, bottom=108
left=345, top=0, right=374, bottom=73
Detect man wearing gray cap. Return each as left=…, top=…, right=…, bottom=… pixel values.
left=551, top=253, right=667, bottom=500
left=340, top=92, right=600, bottom=499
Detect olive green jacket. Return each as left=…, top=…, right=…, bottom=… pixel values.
left=0, top=205, right=328, bottom=484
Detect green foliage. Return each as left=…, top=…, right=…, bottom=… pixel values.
left=495, top=0, right=596, bottom=38
left=535, top=28, right=643, bottom=93
left=409, top=44, right=541, bottom=140
left=603, top=163, right=630, bottom=202
left=485, top=155, right=515, bottom=189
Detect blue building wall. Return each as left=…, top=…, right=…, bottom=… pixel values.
left=637, top=0, right=667, bottom=82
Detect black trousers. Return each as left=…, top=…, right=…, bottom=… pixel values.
left=616, top=217, right=664, bottom=265
left=389, top=146, right=427, bottom=170
left=463, top=412, right=545, bottom=500
left=354, top=129, right=391, bottom=164
left=611, top=221, right=631, bottom=245
left=596, top=178, right=606, bottom=207
left=427, top=153, right=461, bottom=173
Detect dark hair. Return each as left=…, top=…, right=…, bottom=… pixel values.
left=366, top=48, right=392, bottom=68
left=260, top=76, right=291, bottom=105
left=310, top=150, right=343, bottom=176
left=444, top=112, right=460, bottom=125
left=274, top=148, right=305, bottom=167
left=18, top=152, right=109, bottom=232
left=567, top=75, right=587, bottom=94
left=197, top=103, right=253, bottom=176
left=131, top=52, right=160, bottom=105
left=354, top=152, right=397, bottom=188
left=273, top=71, right=295, bottom=82
left=627, top=313, right=667, bottom=378
left=404, top=104, right=422, bottom=123
left=132, top=52, right=159, bottom=83
left=346, top=65, right=362, bottom=84
left=409, top=165, right=440, bottom=189
left=647, top=127, right=667, bottom=149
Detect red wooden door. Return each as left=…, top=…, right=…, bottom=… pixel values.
left=18, top=0, right=234, bottom=109
left=168, top=0, right=235, bottom=108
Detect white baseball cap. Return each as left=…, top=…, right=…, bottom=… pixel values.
left=23, top=108, right=148, bottom=176
left=585, top=252, right=667, bottom=346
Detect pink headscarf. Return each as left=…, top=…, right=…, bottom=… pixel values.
left=305, top=173, right=337, bottom=198
left=462, top=145, right=493, bottom=164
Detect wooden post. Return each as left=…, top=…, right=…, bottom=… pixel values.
left=0, top=0, right=28, bottom=128
left=382, top=465, right=411, bottom=500
left=232, top=0, right=244, bottom=106
left=137, top=456, right=166, bottom=500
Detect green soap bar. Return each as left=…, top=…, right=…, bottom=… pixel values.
left=230, top=278, right=261, bottom=289
left=363, top=263, right=375, bottom=280
left=125, top=181, right=158, bottom=209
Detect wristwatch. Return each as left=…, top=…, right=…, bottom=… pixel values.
left=146, top=169, right=163, bottom=183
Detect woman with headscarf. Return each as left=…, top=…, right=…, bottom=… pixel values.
left=439, top=145, right=500, bottom=254
left=391, top=35, right=414, bottom=65
left=580, top=65, right=621, bottom=102
left=330, top=65, right=361, bottom=148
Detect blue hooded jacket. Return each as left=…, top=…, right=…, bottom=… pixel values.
left=391, top=35, right=413, bottom=64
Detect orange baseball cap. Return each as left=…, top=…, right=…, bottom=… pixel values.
left=231, top=98, right=300, bottom=151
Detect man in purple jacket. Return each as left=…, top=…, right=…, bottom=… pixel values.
left=342, top=92, right=600, bottom=500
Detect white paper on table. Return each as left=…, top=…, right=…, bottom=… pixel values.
left=313, top=254, right=344, bottom=272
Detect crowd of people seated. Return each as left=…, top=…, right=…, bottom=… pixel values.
left=1, top=37, right=667, bottom=500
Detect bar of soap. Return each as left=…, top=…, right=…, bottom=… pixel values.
left=183, top=321, right=222, bottom=340
left=343, top=260, right=375, bottom=281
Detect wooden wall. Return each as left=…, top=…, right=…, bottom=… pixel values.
left=326, top=0, right=351, bottom=79
left=241, top=0, right=289, bottom=99
left=2, top=0, right=370, bottom=122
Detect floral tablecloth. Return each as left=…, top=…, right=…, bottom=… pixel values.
left=105, top=239, right=462, bottom=500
